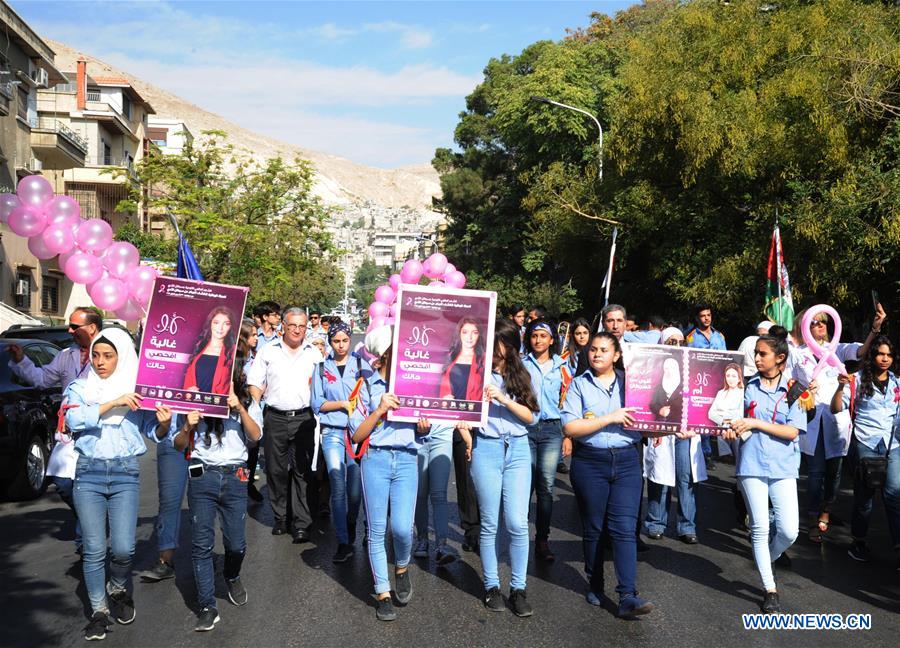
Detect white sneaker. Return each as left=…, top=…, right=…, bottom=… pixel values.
left=413, top=539, right=429, bottom=559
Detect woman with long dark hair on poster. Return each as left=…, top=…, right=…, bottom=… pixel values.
left=183, top=307, right=238, bottom=395
left=440, top=316, right=486, bottom=401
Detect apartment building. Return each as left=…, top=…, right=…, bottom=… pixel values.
left=0, top=0, right=84, bottom=322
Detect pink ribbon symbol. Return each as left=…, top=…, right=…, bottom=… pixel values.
left=800, top=304, right=846, bottom=382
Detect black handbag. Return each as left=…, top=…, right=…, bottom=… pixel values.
left=853, top=395, right=898, bottom=491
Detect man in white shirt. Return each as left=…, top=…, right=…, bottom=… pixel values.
left=248, top=307, right=322, bottom=542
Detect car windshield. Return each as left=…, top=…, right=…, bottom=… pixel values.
left=0, top=346, right=18, bottom=388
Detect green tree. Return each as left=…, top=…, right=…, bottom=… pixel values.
left=114, top=131, right=343, bottom=310
left=112, top=221, right=177, bottom=262
left=351, top=258, right=388, bottom=309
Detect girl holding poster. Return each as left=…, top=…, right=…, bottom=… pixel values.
left=461, top=319, right=539, bottom=617
left=65, top=329, right=172, bottom=641
left=440, top=316, right=486, bottom=400
left=351, top=325, right=429, bottom=622
left=523, top=319, right=568, bottom=562
left=171, top=346, right=262, bottom=632
left=723, top=327, right=806, bottom=614
left=562, top=332, right=655, bottom=618
left=183, top=306, right=238, bottom=395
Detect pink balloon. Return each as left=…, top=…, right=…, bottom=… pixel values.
left=374, top=284, right=395, bottom=305
left=368, top=301, right=390, bottom=319
left=126, top=265, right=158, bottom=305
left=57, top=248, right=78, bottom=272
left=0, top=193, right=20, bottom=224
left=7, top=205, right=48, bottom=237
left=115, top=297, right=144, bottom=321
left=64, top=252, right=104, bottom=285
left=41, top=222, right=76, bottom=255
left=89, top=276, right=128, bottom=311
left=385, top=316, right=396, bottom=326
left=444, top=270, right=466, bottom=289
left=85, top=271, right=109, bottom=297
left=103, top=241, right=140, bottom=279
left=16, top=175, right=54, bottom=208
left=45, top=195, right=81, bottom=226
left=400, top=259, right=424, bottom=284
left=389, top=302, right=397, bottom=317
left=428, top=280, right=446, bottom=287
left=388, top=274, right=402, bottom=291
left=28, top=234, right=57, bottom=260
left=424, top=253, right=448, bottom=279
left=75, top=218, right=113, bottom=253
left=366, top=316, right=386, bottom=334
left=442, top=263, right=456, bottom=278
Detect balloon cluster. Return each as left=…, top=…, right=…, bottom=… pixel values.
left=366, top=252, right=466, bottom=333
left=1, top=176, right=158, bottom=320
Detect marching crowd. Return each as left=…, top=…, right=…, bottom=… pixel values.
left=7, top=296, right=898, bottom=640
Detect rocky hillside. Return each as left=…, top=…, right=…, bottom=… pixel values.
left=48, top=40, right=442, bottom=210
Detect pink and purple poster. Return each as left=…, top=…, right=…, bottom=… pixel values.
left=135, top=277, right=249, bottom=418
left=388, top=284, right=496, bottom=425
left=623, top=344, right=744, bottom=435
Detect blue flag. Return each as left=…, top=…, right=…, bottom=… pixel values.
left=169, top=214, right=204, bottom=281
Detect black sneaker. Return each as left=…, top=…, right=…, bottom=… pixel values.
left=395, top=569, right=412, bottom=605
left=536, top=540, right=555, bottom=562
left=108, top=589, right=135, bottom=625
left=84, top=611, right=109, bottom=641
left=484, top=587, right=506, bottom=612
left=332, top=543, right=354, bottom=564
left=226, top=577, right=248, bottom=606
left=509, top=588, right=533, bottom=617
left=761, top=591, right=780, bottom=614
left=848, top=540, right=871, bottom=563
left=435, top=542, right=458, bottom=566
left=139, top=560, right=174, bottom=582
left=194, top=607, right=220, bottom=632
left=375, top=596, right=396, bottom=621
left=557, top=460, right=569, bottom=474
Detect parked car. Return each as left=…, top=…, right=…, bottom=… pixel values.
left=0, top=339, right=65, bottom=500
left=0, top=324, right=70, bottom=349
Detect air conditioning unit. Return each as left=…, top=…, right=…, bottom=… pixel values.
left=15, top=279, right=29, bottom=296
left=29, top=158, right=43, bottom=172
left=34, top=68, right=49, bottom=88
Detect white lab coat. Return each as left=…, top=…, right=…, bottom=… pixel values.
left=643, top=434, right=707, bottom=487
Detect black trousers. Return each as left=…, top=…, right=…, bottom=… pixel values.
left=263, top=410, right=317, bottom=533
left=453, top=428, right=481, bottom=542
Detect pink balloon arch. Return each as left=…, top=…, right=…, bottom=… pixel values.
left=2, top=175, right=158, bottom=321
left=366, top=252, right=466, bottom=334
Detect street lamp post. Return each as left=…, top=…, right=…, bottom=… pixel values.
left=530, top=96, right=603, bottom=182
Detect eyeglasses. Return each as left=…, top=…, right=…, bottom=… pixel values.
left=68, top=322, right=86, bottom=331
left=284, top=323, right=305, bottom=331
left=810, top=321, right=827, bottom=327
left=310, top=316, right=320, bottom=320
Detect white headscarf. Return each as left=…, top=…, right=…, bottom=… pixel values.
left=661, top=357, right=681, bottom=397
left=83, top=327, right=139, bottom=425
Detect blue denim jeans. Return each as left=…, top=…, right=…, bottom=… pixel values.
left=52, top=476, right=82, bottom=552
left=470, top=433, right=531, bottom=591
left=569, top=443, right=642, bottom=599
left=188, top=464, right=248, bottom=609
left=738, top=476, right=798, bottom=591
left=73, top=456, right=141, bottom=615
left=415, top=431, right=453, bottom=543
left=360, top=447, right=418, bottom=595
left=851, top=439, right=900, bottom=548
left=645, top=438, right=697, bottom=536
left=155, top=440, right=188, bottom=552
left=527, top=419, right=563, bottom=541
left=805, top=420, right=843, bottom=517
left=321, top=427, right=362, bottom=545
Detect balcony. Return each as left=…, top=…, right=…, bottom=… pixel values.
left=83, top=90, right=139, bottom=138
left=84, top=154, right=136, bottom=180
left=30, top=118, right=88, bottom=169
left=0, top=82, right=11, bottom=116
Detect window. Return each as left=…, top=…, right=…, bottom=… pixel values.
left=122, top=93, right=132, bottom=120
left=14, top=272, right=31, bottom=310
left=17, top=86, right=28, bottom=121
left=41, top=275, right=59, bottom=312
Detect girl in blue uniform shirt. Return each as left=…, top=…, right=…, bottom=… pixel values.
left=722, top=326, right=807, bottom=614
left=831, top=335, right=900, bottom=566
left=65, top=328, right=172, bottom=641
left=522, top=318, right=567, bottom=562
left=562, top=332, right=654, bottom=618
left=171, top=351, right=263, bottom=632
left=311, top=320, right=371, bottom=563
left=351, top=325, right=429, bottom=622
left=457, top=319, right=540, bottom=617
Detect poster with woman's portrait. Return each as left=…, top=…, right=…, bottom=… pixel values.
left=623, top=344, right=744, bottom=435
left=135, top=277, right=249, bottom=418
left=623, top=344, right=686, bottom=434
left=389, top=284, right=496, bottom=425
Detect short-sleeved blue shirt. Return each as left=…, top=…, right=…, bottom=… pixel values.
left=842, top=371, right=900, bottom=451
left=736, top=374, right=807, bottom=479
left=561, top=370, right=642, bottom=449
left=480, top=372, right=537, bottom=439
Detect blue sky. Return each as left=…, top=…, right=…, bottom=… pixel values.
left=16, top=1, right=635, bottom=168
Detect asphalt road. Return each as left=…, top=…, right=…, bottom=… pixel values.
left=1, top=451, right=898, bottom=648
